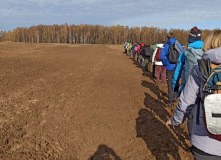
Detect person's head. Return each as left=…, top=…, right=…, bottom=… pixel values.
left=188, top=26, right=202, bottom=43
left=167, top=32, right=175, bottom=39
left=203, top=29, right=221, bottom=52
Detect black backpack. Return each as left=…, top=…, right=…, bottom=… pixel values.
left=168, top=42, right=180, bottom=64
left=140, top=46, right=146, bottom=56
left=144, top=45, right=152, bottom=57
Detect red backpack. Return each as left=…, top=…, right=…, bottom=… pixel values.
left=155, top=47, right=162, bottom=61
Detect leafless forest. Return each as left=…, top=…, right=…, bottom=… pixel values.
left=0, top=24, right=213, bottom=45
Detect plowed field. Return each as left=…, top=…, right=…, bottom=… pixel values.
left=0, top=42, right=193, bottom=160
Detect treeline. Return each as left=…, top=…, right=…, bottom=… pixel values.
left=0, top=23, right=212, bottom=46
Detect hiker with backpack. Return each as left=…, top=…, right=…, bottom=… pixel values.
left=127, top=43, right=133, bottom=56
left=172, top=27, right=204, bottom=96
left=152, top=43, right=159, bottom=78
left=132, top=43, right=138, bottom=61
left=151, top=41, right=166, bottom=85
left=143, top=44, right=154, bottom=72
left=139, top=43, right=145, bottom=67
left=171, top=27, right=204, bottom=140
left=124, top=42, right=129, bottom=54
left=160, top=32, right=184, bottom=107
left=166, top=30, right=221, bottom=159
left=136, top=44, right=141, bottom=62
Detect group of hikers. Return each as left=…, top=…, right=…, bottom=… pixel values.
left=124, top=27, right=221, bottom=160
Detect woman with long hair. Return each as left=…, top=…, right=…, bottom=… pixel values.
left=166, top=30, right=221, bottom=159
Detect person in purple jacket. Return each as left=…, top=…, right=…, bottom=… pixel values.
left=166, top=30, right=221, bottom=159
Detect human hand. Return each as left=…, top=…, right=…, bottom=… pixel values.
left=166, top=117, right=173, bottom=127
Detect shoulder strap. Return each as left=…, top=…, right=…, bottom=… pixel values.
left=197, top=58, right=211, bottom=81
left=196, top=59, right=210, bottom=125
left=196, top=96, right=201, bottom=125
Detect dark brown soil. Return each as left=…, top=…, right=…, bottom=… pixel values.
left=0, top=42, right=193, bottom=160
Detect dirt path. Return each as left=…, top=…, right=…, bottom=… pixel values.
left=0, top=43, right=193, bottom=160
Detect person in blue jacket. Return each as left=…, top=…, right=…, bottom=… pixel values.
left=171, top=27, right=204, bottom=138
left=166, top=29, right=221, bottom=160
left=160, top=32, right=184, bottom=107
left=172, top=27, right=204, bottom=95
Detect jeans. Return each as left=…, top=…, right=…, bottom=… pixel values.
left=129, top=50, right=132, bottom=57
left=139, top=55, right=144, bottom=66
left=133, top=52, right=136, bottom=60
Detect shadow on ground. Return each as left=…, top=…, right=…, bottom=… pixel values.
left=141, top=80, right=168, bottom=104
left=136, top=80, right=191, bottom=160
left=88, top=145, right=121, bottom=160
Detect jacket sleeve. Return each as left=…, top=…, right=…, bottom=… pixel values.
left=171, top=65, right=200, bottom=126
left=172, top=51, right=186, bottom=88
left=152, top=48, right=157, bottom=62
left=160, top=44, right=168, bottom=66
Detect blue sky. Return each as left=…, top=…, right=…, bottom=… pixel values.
left=1, top=0, right=221, bottom=31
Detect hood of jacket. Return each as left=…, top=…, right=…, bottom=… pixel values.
left=188, top=40, right=204, bottom=49
left=167, top=38, right=176, bottom=44
left=157, top=43, right=164, bottom=48
left=185, top=47, right=203, bottom=60
left=202, top=47, right=221, bottom=64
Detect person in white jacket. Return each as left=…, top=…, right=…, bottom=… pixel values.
left=152, top=42, right=166, bottom=84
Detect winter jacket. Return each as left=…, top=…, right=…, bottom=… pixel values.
left=172, top=41, right=204, bottom=88
left=152, top=43, right=164, bottom=65
left=124, top=42, right=129, bottom=49
left=127, top=43, right=133, bottom=51
left=171, top=47, right=221, bottom=156
left=160, top=38, right=184, bottom=70
left=132, top=45, right=137, bottom=53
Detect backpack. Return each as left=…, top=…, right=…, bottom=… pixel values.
left=144, top=45, right=152, bottom=57
left=132, top=46, right=138, bottom=53
left=155, top=47, right=162, bottom=61
left=168, top=41, right=181, bottom=64
left=182, top=48, right=203, bottom=85
left=140, top=46, right=146, bottom=56
left=125, top=43, right=129, bottom=49
left=198, top=58, right=221, bottom=141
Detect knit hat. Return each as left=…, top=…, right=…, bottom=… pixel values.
left=188, top=26, right=202, bottom=43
